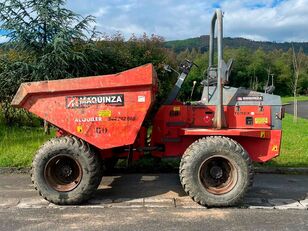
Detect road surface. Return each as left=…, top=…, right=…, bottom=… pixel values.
left=0, top=173, right=308, bottom=230
left=284, top=100, right=308, bottom=119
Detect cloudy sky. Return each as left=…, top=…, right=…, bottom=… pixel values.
left=1, top=0, right=308, bottom=42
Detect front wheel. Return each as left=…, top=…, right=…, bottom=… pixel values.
left=179, top=136, right=253, bottom=207
left=31, top=136, right=102, bottom=205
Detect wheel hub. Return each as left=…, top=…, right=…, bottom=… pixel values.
left=44, top=155, right=82, bottom=192
left=210, top=166, right=223, bottom=179
left=61, top=165, right=73, bottom=177
left=199, top=156, right=237, bottom=195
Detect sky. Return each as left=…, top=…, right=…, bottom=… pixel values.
left=1, top=0, right=308, bottom=42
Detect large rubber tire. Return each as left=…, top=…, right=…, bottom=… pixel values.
left=31, top=136, right=102, bottom=205
left=179, top=136, right=253, bottom=207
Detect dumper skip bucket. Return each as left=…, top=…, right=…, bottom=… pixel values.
left=12, top=64, right=157, bottom=149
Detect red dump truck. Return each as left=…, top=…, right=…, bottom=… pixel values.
left=11, top=10, right=283, bottom=207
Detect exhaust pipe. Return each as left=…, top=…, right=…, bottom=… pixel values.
left=209, top=9, right=227, bottom=129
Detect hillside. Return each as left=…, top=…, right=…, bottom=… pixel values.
left=165, top=35, right=308, bottom=53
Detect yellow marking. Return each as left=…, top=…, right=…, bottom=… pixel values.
left=272, top=145, right=278, bottom=152
left=98, top=110, right=112, bottom=117
left=255, top=117, right=268, bottom=124
left=260, top=131, right=265, bottom=138
left=173, top=106, right=180, bottom=111
left=77, top=125, right=83, bottom=133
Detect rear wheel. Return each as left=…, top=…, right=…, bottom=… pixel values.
left=31, top=136, right=102, bottom=205
left=179, top=136, right=253, bottom=207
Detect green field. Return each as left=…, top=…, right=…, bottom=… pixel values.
left=0, top=114, right=307, bottom=168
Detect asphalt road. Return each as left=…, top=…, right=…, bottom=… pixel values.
left=1, top=173, right=308, bottom=231
left=1, top=207, right=308, bottom=231
left=284, top=100, right=308, bottom=119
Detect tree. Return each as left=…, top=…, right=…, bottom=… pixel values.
left=292, top=46, right=304, bottom=122
left=0, top=0, right=95, bottom=125
left=226, top=47, right=252, bottom=89
left=270, top=49, right=293, bottom=96
left=0, top=0, right=94, bottom=51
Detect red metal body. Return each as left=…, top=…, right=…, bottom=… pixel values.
left=12, top=64, right=282, bottom=163
left=12, top=64, right=157, bottom=150
left=150, top=105, right=281, bottom=162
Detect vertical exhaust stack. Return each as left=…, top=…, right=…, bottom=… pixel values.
left=209, top=9, right=227, bottom=129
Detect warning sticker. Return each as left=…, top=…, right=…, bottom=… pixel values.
left=76, top=125, right=83, bottom=133
left=173, top=106, right=180, bottom=111
left=272, top=145, right=278, bottom=152
left=260, top=131, right=266, bottom=138
left=255, top=117, right=268, bottom=124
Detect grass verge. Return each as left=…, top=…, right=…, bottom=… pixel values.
left=261, top=113, right=308, bottom=167
left=0, top=114, right=307, bottom=168
left=0, top=124, right=53, bottom=167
